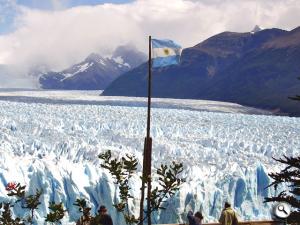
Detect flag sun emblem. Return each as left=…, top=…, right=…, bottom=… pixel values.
left=163, top=48, right=170, bottom=55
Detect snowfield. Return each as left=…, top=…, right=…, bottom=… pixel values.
left=0, top=90, right=299, bottom=224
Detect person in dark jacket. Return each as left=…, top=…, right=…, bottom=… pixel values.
left=187, top=210, right=203, bottom=225
left=91, top=205, right=113, bottom=225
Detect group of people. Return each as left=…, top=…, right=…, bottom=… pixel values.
left=188, top=202, right=239, bottom=225
left=78, top=201, right=237, bottom=225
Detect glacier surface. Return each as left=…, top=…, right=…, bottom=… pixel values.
left=0, top=90, right=299, bottom=224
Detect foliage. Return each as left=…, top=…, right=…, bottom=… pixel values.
left=2, top=184, right=95, bottom=225
left=1, top=149, right=184, bottom=225
left=0, top=202, right=24, bottom=225
left=74, top=198, right=93, bottom=225
left=99, top=150, right=184, bottom=225
left=99, top=150, right=139, bottom=225
left=74, top=199, right=87, bottom=213
left=150, top=162, right=183, bottom=211
left=264, top=155, right=300, bottom=224
left=22, top=189, right=42, bottom=225
left=3, top=183, right=43, bottom=225
left=45, top=202, right=66, bottom=224
left=6, top=183, right=26, bottom=200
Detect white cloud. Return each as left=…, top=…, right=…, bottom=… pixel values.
left=0, top=0, right=300, bottom=87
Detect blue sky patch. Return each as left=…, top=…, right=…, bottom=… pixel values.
left=0, top=0, right=134, bottom=34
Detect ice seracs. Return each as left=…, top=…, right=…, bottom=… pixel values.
left=0, top=90, right=299, bottom=224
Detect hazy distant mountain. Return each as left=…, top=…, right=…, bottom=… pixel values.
left=39, top=45, right=146, bottom=90
left=102, top=26, right=300, bottom=115
left=251, top=25, right=263, bottom=34
left=112, top=44, right=147, bottom=69
left=0, top=65, right=39, bottom=88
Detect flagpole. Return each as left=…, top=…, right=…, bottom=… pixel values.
left=146, top=35, right=153, bottom=225
left=139, top=35, right=152, bottom=225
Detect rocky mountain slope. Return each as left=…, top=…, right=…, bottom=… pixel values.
left=103, top=27, right=300, bottom=115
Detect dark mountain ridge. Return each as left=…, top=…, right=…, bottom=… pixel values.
left=102, top=26, right=300, bottom=115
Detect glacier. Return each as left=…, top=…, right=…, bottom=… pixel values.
left=0, top=90, right=299, bottom=224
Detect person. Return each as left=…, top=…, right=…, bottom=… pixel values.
left=91, top=205, right=113, bottom=225
left=219, top=202, right=238, bottom=225
left=187, top=210, right=203, bottom=225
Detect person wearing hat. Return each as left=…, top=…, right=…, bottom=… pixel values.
left=91, top=205, right=113, bottom=225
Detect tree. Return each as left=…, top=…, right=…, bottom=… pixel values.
left=45, top=202, right=66, bottom=224
left=264, top=155, right=300, bottom=224
left=5, top=183, right=42, bottom=225
left=99, top=150, right=184, bottom=225
left=73, top=198, right=93, bottom=225
left=0, top=203, right=24, bottom=225
left=22, top=189, right=42, bottom=225
left=6, top=183, right=26, bottom=200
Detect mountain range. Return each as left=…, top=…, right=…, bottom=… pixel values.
left=39, top=45, right=147, bottom=90
left=102, top=26, right=300, bottom=115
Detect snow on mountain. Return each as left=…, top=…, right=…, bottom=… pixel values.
left=61, top=62, right=94, bottom=79
left=112, top=44, right=146, bottom=69
left=112, top=56, right=131, bottom=68
left=69, top=62, right=92, bottom=75
left=0, top=90, right=299, bottom=224
left=39, top=54, right=126, bottom=90
left=39, top=45, right=146, bottom=90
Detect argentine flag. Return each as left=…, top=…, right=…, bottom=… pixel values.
left=151, top=39, right=182, bottom=68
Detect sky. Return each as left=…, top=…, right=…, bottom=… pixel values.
left=0, top=0, right=300, bottom=87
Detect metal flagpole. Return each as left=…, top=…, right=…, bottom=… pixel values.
left=146, top=35, right=153, bottom=225
left=139, top=35, right=153, bottom=225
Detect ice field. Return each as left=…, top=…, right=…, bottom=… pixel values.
left=0, top=90, right=299, bottom=224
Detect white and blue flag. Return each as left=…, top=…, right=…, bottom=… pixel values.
left=151, top=39, right=182, bottom=68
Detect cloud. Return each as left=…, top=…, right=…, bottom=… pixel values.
left=0, top=0, right=300, bottom=87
